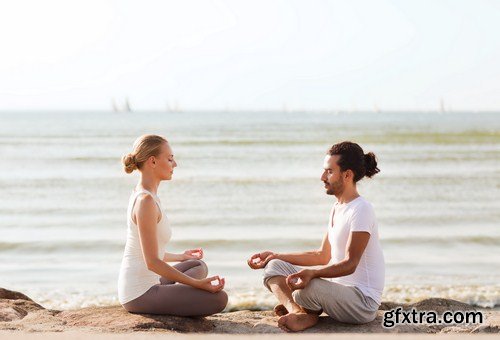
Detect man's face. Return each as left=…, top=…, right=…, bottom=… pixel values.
left=321, top=154, right=345, bottom=196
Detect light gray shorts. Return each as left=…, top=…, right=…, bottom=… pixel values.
left=263, top=259, right=380, bottom=324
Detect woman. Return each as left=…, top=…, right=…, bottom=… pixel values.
left=118, top=134, right=228, bottom=316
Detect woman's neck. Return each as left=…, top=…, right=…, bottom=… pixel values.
left=137, top=174, right=160, bottom=195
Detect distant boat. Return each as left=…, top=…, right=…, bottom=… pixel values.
left=111, top=98, right=119, bottom=112
left=166, top=99, right=181, bottom=113
left=440, top=98, right=445, bottom=113
left=111, top=98, right=132, bottom=112
left=124, top=97, right=132, bottom=112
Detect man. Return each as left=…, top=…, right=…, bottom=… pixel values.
left=248, top=141, right=385, bottom=332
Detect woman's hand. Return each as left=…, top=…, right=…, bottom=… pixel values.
left=247, top=251, right=276, bottom=269
left=194, top=276, right=225, bottom=293
left=286, top=269, right=315, bottom=291
left=182, top=248, right=203, bottom=261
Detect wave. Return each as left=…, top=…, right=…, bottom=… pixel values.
left=0, top=129, right=498, bottom=147
left=1, top=235, right=499, bottom=253
left=226, top=284, right=500, bottom=311
left=23, top=283, right=500, bottom=311
left=381, top=235, right=500, bottom=246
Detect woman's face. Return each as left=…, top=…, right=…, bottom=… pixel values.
left=154, top=142, right=177, bottom=180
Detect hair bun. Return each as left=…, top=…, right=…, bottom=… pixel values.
left=122, top=153, right=138, bottom=174
left=364, top=152, right=380, bottom=178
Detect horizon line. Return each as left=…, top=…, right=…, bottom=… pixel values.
left=0, top=108, right=499, bottom=114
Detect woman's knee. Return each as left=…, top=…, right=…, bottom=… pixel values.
left=195, top=259, right=208, bottom=277
left=184, top=259, right=208, bottom=278
left=216, top=290, right=229, bottom=312
left=205, top=290, right=228, bottom=314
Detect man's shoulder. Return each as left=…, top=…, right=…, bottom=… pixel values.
left=351, top=196, right=375, bottom=214
left=353, top=196, right=372, bottom=207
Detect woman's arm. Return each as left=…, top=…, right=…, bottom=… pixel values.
left=163, top=248, right=203, bottom=262
left=163, top=252, right=185, bottom=262
left=134, top=195, right=223, bottom=292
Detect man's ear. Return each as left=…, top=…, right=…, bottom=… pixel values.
left=344, top=169, right=353, bottom=181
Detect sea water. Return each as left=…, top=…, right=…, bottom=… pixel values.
left=0, top=110, right=499, bottom=310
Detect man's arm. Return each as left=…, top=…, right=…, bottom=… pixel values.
left=248, top=233, right=331, bottom=269
left=286, top=231, right=370, bottom=289
left=275, top=232, right=331, bottom=266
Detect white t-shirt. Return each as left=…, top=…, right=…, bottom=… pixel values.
left=327, top=196, right=385, bottom=305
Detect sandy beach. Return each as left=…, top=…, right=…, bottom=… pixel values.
left=1, top=333, right=499, bottom=340
left=1, top=288, right=498, bottom=337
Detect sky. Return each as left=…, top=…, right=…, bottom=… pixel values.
left=0, top=0, right=499, bottom=112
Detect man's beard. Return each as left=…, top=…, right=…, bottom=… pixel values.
left=325, top=180, right=344, bottom=196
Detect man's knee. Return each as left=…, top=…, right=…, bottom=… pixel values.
left=264, top=259, right=288, bottom=274
left=262, top=259, right=293, bottom=290
left=292, top=279, right=324, bottom=311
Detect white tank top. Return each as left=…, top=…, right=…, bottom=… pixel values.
left=118, top=189, right=172, bottom=305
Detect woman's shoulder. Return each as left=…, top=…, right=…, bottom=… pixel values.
left=135, top=192, right=157, bottom=207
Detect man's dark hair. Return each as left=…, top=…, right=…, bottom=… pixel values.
left=328, top=141, right=380, bottom=182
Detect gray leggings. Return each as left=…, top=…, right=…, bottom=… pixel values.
left=122, top=260, right=228, bottom=317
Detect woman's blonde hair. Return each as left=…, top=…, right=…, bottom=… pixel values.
left=122, top=135, right=168, bottom=174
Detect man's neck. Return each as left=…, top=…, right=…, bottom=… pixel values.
left=335, top=186, right=360, bottom=204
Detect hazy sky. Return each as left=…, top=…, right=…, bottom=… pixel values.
left=1, top=0, right=499, bottom=111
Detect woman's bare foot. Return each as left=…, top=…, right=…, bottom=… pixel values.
left=273, top=304, right=288, bottom=316
left=277, top=312, right=319, bottom=332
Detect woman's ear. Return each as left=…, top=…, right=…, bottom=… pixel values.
left=148, top=155, right=156, bottom=167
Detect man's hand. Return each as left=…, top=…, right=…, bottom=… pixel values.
left=286, top=269, right=315, bottom=290
left=247, top=251, right=276, bottom=269
left=182, top=248, right=204, bottom=261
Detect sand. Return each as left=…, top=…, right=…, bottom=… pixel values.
left=1, top=287, right=498, bottom=337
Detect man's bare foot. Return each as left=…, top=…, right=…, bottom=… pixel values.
left=273, top=304, right=288, bottom=316
left=277, top=312, right=319, bottom=332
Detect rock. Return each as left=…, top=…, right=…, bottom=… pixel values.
left=471, top=324, right=500, bottom=333
left=379, top=298, right=476, bottom=314
left=59, top=306, right=215, bottom=332
left=410, top=298, right=476, bottom=314
left=0, top=298, right=45, bottom=322
left=0, top=289, right=33, bottom=302
left=0, top=288, right=498, bottom=334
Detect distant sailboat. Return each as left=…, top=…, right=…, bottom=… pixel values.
left=166, top=99, right=181, bottom=113
left=124, top=97, right=132, bottom=112
left=172, top=100, right=182, bottom=113
left=111, top=99, right=119, bottom=112
left=440, top=98, right=445, bottom=113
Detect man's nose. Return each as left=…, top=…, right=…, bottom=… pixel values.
left=320, top=171, right=326, bottom=181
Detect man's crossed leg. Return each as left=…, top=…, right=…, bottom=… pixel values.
left=263, top=259, right=378, bottom=332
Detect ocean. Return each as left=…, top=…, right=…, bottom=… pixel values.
left=0, top=110, right=499, bottom=310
